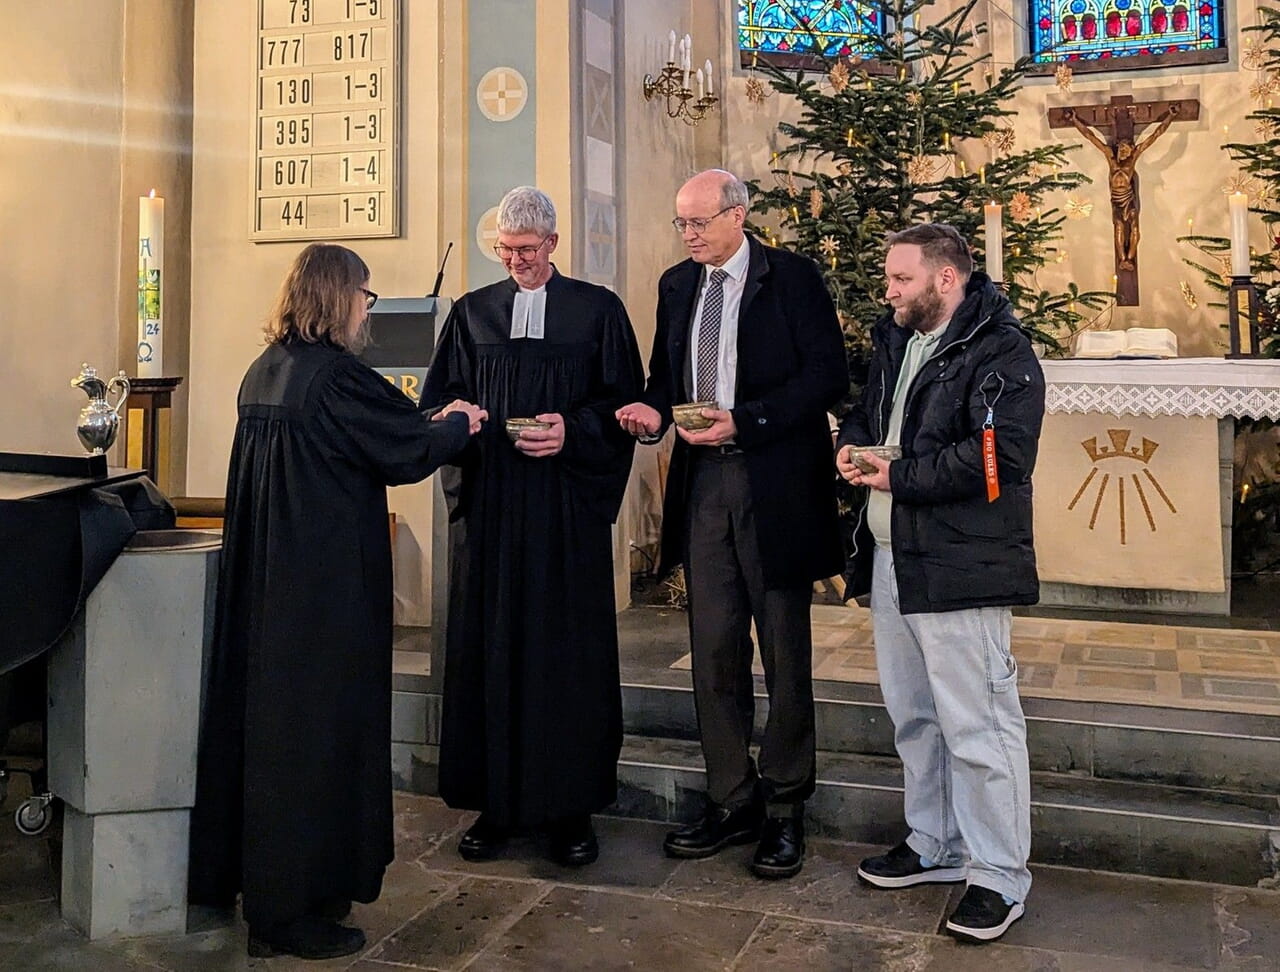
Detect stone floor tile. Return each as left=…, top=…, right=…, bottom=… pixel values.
left=733, top=916, right=935, bottom=970
left=0, top=900, right=165, bottom=971
left=420, top=816, right=682, bottom=894
left=1212, top=886, right=1280, bottom=970
left=994, top=865, right=1219, bottom=968
left=465, top=886, right=762, bottom=971
left=736, top=916, right=1090, bottom=972
left=367, top=876, right=548, bottom=970
left=657, top=838, right=952, bottom=934
left=110, top=867, right=462, bottom=972
left=395, top=792, right=470, bottom=863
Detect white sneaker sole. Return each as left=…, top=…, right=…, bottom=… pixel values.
left=946, top=901, right=1025, bottom=942
left=856, top=864, right=968, bottom=888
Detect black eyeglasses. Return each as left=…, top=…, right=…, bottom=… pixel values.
left=672, top=206, right=738, bottom=234
left=493, top=238, right=552, bottom=261
left=359, top=287, right=378, bottom=310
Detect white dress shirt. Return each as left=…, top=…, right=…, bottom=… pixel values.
left=687, top=235, right=750, bottom=409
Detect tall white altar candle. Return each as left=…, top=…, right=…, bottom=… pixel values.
left=1229, top=191, right=1251, bottom=276
left=984, top=201, right=1003, bottom=282
left=138, top=190, right=164, bottom=378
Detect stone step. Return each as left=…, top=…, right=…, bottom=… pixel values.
left=613, top=735, right=1280, bottom=889
left=621, top=680, right=1280, bottom=795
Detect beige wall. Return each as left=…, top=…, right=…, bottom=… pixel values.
left=1, top=1, right=191, bottom=458
left=716, top=1, right=1254, bottom=356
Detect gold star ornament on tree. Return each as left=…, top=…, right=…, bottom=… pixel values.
left=829, top=60, right=851, bottom=94
left=1009, top=191, right=1034, bottom=222
left=1179, top=281, right=1198, bottom=310
left=1066, top=196, right=1094, bottom=220
left=982, top=128, right=1016, bottom=154
left=1055, top=63, right=1073, bottom=91
left=818, top=235, right=840, bottom=258
left=744, top=76, right=770, bottom=105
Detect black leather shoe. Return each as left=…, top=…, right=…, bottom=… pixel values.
left=663, top=801, right=764, bottom=859
left=458, top=814, right=508, bottom=861
left=749, top=816, right=804, bottom=879
left=247, top=915, right=366, bottom=959
left=548, top=814, right=599, bottom=867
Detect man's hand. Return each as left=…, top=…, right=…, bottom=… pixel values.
left=837, top=446, right=892, bottom=491
left=434, top=399, right=487, bottom=435
left=678, top=407, right=737, bottom=447
left=616, top=402, right=661, bottom=437
left=514, top=412, right=566, bottom=457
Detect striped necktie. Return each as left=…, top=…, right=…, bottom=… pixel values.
left=695, top=268, right=728, bottom=402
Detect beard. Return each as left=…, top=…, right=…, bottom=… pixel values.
left=893, top=283, right=946, bottom=333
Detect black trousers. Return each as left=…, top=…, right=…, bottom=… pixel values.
left=684, top=451, right=816, bottom=815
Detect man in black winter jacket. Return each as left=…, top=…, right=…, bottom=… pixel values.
left=836, top=223, right=1044, bottom=945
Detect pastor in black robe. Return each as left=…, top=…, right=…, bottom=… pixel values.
left=188, top=339, right=471, bottom=930
left=423, top=269, right=643, bottom=828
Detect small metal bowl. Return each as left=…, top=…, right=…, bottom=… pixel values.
left=672, top=400, right=718, bottom=431
left=505, top=417, right=551, bottom=442
left=846, top=444, right=902, bottom=473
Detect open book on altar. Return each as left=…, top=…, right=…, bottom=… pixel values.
left=1073, top=327, right=1178, bottom=359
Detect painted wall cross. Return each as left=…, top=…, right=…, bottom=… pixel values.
left=1049, top=95, right=1199, bottom=306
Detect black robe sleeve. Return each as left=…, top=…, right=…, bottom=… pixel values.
left=316, top=355, right=472, bottom=486
left=558, top=291, right=644, bottom=523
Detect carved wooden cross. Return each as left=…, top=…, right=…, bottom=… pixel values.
left=1049, top=95, right=1199, bottom=306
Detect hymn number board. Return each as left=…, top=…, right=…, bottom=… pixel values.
left=252, top=0, right=399, bottom=241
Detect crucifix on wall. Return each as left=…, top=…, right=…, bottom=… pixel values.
left=1049, top=95, right=1199, bottom=306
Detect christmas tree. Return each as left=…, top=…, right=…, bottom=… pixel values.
left=745, top=0, right=1109, bottom=387
left=1180, top=8, right=1280, bottom=575
left=1180, top=7, right=1280, bottom=360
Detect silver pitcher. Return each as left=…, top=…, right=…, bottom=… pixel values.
left=72, top=363, right=130, bottom=455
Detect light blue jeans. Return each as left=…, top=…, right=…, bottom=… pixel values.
left=871, top=546, right=1033, bottom=903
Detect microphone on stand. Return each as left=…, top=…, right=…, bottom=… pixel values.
left=429, top=242, right=453, bottom=300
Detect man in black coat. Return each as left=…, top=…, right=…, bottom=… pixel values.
left=618, top=169, right=847, bottom=879
left=836, top=223, right=1044, bottom=944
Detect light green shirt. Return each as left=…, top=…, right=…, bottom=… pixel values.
left=868, top=326, right=944, bottom=549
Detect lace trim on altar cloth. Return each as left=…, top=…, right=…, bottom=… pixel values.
left=1042, top=359, right=1280, bottom=419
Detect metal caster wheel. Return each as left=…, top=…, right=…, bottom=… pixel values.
left=15, top=795, right=51, bottom=836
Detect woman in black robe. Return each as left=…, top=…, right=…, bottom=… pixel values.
left=423, top=187, right=643, bottom=867
left=188, top=243, right=484, bottom=960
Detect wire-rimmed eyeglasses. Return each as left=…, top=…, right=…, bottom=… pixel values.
left=493, top=238, right=553, bottom=261
left=672, top=206, right=737, bottom=234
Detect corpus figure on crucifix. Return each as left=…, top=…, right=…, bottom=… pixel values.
left=1062, top=102, right=1180, bottom=272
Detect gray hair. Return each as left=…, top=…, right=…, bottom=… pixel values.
left=497, top=186, right=557, bottom=236
left=711, top=174, right=747, bottom=213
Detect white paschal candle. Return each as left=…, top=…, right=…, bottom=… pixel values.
left=138, top=190, right=164, bottom=377
left=1229, top=192, right=1251, bottom=276
left=984, top=201, right=1003, bottom=282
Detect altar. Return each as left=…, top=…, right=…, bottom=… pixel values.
left=1034, top=358, right=1280, bottom=615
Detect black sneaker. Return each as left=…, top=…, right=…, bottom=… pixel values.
left=945, top=884, right=1025, bottom=943
left=856, top=841, right=967, bottom=889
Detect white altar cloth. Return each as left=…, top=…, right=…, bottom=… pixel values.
left=1043, top=358, right=1280, bottom=420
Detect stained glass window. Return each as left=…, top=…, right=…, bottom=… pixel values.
left=738, top=1, right=882, bottom=67
left=1029, top=0, right=1228, bottom=70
